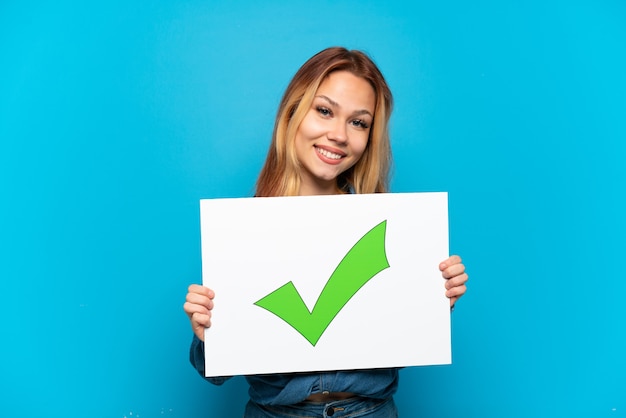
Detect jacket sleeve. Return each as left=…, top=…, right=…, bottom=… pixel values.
left=189, top=334, right=232, bottom=385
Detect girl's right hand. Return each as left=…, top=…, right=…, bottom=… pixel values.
left=183, top=284, right=215, bottom=341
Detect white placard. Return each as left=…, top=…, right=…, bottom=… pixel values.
left=200, top=192, right=450, bottom=377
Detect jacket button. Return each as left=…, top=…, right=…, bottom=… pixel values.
left=325, top=406, right=335, bottom=416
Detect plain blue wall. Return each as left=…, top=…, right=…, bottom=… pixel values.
left=1, top=1, right=625, bottom=417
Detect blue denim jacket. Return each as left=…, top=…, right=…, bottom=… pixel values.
left=190, top=336, right=399, bottom=406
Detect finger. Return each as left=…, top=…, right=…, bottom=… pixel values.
left=188, top=284, right=215, bottom=299
left=446, top=284, right=467, bottom=299
left=185, top=292, right=215, bottom=310
left=191, top=312, right=212, bottom=328
left=183, top=301, right=212, bottom=319
left=445, top=273, right=469, bottom=291
left=441, top=263, right=465, bottom=279
left=191, top=313, right=212, bottom=341
left=439, top=255, right=462, bottom=271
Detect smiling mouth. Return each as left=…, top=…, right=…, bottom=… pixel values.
left=315, top=146, right=344, bottom=160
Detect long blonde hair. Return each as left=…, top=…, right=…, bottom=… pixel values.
left=255, top=47, right=393, bottom=197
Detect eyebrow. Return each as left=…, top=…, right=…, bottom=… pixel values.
left=315, top=95, right=373, bottom=118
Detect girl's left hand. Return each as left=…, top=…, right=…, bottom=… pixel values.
left=439, top=255, right=468, bottom=308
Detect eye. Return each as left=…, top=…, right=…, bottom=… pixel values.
left=351, top=119, right=369, bottom=129
left=316, top=106, right=332, bottom=117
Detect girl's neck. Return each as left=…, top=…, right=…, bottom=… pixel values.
left=298, top=181, right=342, bottom=196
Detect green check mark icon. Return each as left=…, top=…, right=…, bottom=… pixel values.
left=254, top=220, right=389, bottom=346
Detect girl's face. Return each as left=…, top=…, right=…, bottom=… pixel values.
left=295, top=71, right=376, bottom=196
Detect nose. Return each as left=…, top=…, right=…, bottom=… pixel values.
left=327, top=120, right=348, bottom=144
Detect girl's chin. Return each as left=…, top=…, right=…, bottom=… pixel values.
left=313, top=168, right=344, bottom=182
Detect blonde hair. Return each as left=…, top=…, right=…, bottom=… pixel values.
left=255, top=47, right=393, bottom=196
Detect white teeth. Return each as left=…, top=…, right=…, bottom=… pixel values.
left=316, top=147, right=342, bottom=160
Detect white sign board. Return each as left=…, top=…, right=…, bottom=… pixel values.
left=200, top=192, right=450, bottom=377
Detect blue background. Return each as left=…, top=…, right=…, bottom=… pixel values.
left=1, top=1, right=625, bottom=417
